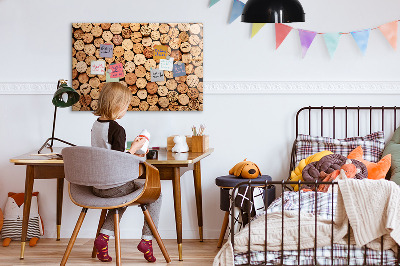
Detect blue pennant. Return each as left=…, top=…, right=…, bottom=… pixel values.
left=229, top=0, right=245, bottom=24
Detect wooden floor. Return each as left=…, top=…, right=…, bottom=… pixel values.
left=0, top=239, right=221, bottom=265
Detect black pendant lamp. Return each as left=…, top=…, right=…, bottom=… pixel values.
left=242, top=0, right=305, bottom=23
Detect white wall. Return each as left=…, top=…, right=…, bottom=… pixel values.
left=1, top=0, right=400, bottom=240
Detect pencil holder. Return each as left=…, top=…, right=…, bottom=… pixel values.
left=191, top=135, right=209, bottom=153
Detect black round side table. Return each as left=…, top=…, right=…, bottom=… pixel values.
left=215, top=175, right=275, bottom=248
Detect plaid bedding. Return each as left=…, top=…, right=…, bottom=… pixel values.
left=294, top=131, right=385, bottom=166
left=234, top=191, right=397, bottom=265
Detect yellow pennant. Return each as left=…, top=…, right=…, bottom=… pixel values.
left=251, top=23, right=266, bottom=38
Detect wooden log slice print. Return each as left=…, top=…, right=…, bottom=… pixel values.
left=158, top=86, right=168, bottom=96
left=112, top=35, right=123, bottom=46
left=122, top=39, right=133, bottom=50
left=134, top=54, right=146, bottom=65
left=147, top=94, right=158, bottom=105
left=158, top=97, right=170, bottom=108
left=143, top=47, right=154, bottom=59
left=137, top=89, right=148, bottom=100
left=83, top=33, right=94, bottom=44
left=102, top=31, right=113, bottom=42
left=136, top=78, right=147, bottom=89
left=177, top=83, right=188, bottom=94
left=124, top=50, right=135, bottom=61
left=125, top=73, right=137, bottom=85
left=94, top=38, right=104, bottom=48
left=133, top=43, right=144, bottom=54
left=78, top=73, right=89, bottom=84
left=91, top=26, right=103, bottom=37
left=149, top=105, right=159, bottom=111
left=142, top=37, right=152, bottom=47
left=131, top=32, right=143, bottom=43
left=72, top=23, right=82, bottom=29
left=146, top=82, right=158, bottom=94
left=186, top=75, right=199, bottom=88
left=130, top=23, right=140, bottom=32
left=76, top=51, right=86, bottom=61
left=135, top=65, right=146, bottom=77
left=76, top=61, right=87, bottom=73
left=101, top=23, right=111, bottom=30
left=140, top=25, right=152, bottom=36
left=110, top=23, right=122, bottom=34
left=188, top=99, right=200, bottom=110
left=167, top=91, right=178, bottom=102
left=159, top=24, right=170, bottom=34
left=90, top=88, right=100, bottom=99
left=122, top=28, right=132, bottom=39
left=149, top=23, right=160, bottom=31
left=129, top=85, right=138, bottom=94
left=125, top=61, right=136, bottom=73
left=74, top=40, right=85, bottom=50
left=187, top=88, right=199, bottom=99
left=113, top=46, right=124, bottom=57
left=178, top=94, right=190, bottom=105
left=139, top=101, right=149, bottom=111
left=74, top=29, right=84, bottom=39
left=81, top=23, right=93, bottom=33
left=144, top=59, right=156, bottom=71
left=131, top=95, right=140, bottom=106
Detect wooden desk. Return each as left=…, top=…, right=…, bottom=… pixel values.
left=10, top=147, right=213, bottom=261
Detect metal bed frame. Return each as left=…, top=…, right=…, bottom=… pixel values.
left=230, top=106, right=400, bottom=266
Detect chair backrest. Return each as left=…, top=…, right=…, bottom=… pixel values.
left=62, top=146, right=145, bottom=187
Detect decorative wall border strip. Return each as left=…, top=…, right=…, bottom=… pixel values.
left=0, top=81, right=399, bottom=95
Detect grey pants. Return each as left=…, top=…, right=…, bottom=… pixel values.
left=92, top=180, right=162, bottom=240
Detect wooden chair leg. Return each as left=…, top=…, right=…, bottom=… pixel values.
left=92, top=209, right=108, bottom=258
left=217, top=211, right=230, bottom=248
left=60, top=208, right=88, bottom=266
left=114, top=210, right=121, bottom=266
left=141, top=205, right=171, bottom=263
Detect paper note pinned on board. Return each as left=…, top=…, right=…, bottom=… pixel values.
left=100, top=44, right=114, bottom=58
left=153, top=45, right=168, bottom=60
left=91, top=60, right=105, bottom=75
left=106, top=71, right=119, bottom=82
left=109, top=63, right=124, bottom=78
left=173, top=62, right=186, bottom=77
left=150, top=69, right=165, bottom=82
left=159, top=57, right=174, bottom=71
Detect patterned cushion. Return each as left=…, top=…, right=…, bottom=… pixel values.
left=294, top=131, right=385, bottom=166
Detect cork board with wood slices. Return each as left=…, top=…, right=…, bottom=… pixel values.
left=71, top=23, right=203, bottom=111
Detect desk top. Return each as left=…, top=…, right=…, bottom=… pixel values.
left=10, top=147, right=214, bottom=166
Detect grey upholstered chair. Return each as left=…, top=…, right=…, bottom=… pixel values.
left=60, top=146, right=171, bottom=265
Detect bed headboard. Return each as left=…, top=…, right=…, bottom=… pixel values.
left=290, top=106, right=400, bottom=178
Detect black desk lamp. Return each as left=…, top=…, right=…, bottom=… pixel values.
left=242, top=0, right=305, bottom=23
left=38, top=79, right=80, bottom=154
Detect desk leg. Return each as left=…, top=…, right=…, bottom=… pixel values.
left=20, top=165, right=34, bottom=259
left=193, top=161, right=203, bottom=242
left=172, top=167, right=183, bottom=261
left=56, top=178, right=64, bottom=241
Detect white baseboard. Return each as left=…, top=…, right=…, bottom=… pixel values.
left=1, top=81, right=400, bottom=94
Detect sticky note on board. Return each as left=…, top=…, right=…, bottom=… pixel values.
left=109, top=63, right=124, bottom=78
left=159, top=58, right=174, bottom=71
left=106, top=71, right=119, bottom=82
left=173, top=62, right=186, bottom=77
left=150, top=69, right=165, bottom=82
left=91, top=60, right=105, bottom=75
left=153, top=45, right=168, bottom=60
left=100, top=44, right=114, bottom=58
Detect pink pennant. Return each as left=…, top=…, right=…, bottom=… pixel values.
left=379, top=21, right=398, bottom=50
left=298, top=29, right=317, bottom=58
left=275, top=24, right=293, bottom=49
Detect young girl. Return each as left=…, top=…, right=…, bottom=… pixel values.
left=91, top=82, right=162, bottom=263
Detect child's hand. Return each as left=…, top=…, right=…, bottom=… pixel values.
left=129, top=137, right=147, bottom=155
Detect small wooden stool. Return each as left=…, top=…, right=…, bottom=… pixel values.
left=215, top=175, right=275, bottom=248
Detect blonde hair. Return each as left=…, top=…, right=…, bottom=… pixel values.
left=94, top=82, right=131, bottom=120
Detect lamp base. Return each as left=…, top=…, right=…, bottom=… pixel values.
left=38, top=137, right=76, bottom=154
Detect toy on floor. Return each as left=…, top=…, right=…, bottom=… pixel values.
left=229, top=159, right=261, bottom=179
left=1, top=192, right=44, bottom=247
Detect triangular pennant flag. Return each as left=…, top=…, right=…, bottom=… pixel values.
left=251, top=23, right=266, bottom=38
left=298, top=29, right=317, bottom=58
left=229, top=0, right=245, bottom=24
left=323, top=33, right=341, bottom=58
left=378, top=21, right=397, bottom=50
left=275, top=23, right=293, bottom=49
left=209, top=0, right=220, bottom=7
left=351, top=29, right=370, bottom=55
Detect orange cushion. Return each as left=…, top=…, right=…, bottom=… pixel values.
left=347, top=146, right=391, bottom=180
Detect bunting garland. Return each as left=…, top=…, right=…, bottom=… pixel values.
left=208, top=1, right=399, bottom=58
left=229, top=0, right=245, bottom=24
